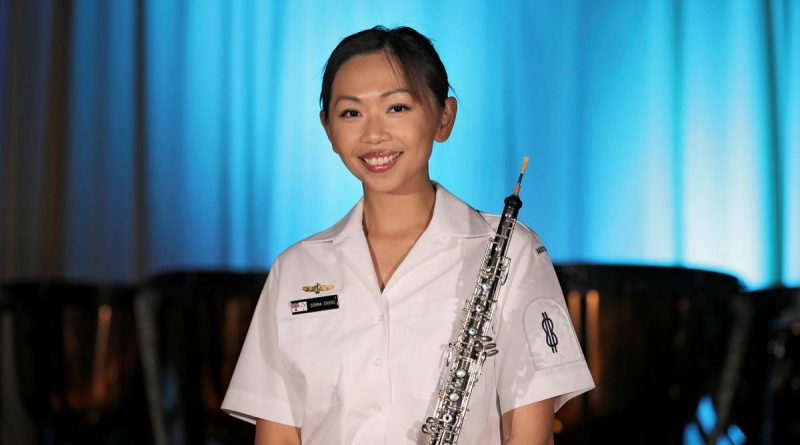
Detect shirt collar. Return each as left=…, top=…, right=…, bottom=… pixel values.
left=302, top=182, right=494, bottom=245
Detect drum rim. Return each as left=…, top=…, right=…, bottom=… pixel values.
left=0, top=280, right=137, bottom=306
left=141, top=269, right=268, bottom=300
left=554, top=262, right=743, bottom=294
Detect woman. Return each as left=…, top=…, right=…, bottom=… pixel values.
left=222, top=26, right=594, bottom=445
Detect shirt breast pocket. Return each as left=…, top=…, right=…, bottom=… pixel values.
left=396, top=292, right=487, bottom=402
left=278, top=298, right=349, bottom=415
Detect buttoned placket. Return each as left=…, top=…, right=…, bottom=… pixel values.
left=330, top=231, right=393, bottom=443
left=376, top=232, right=455, bottom=444
left=375, top=286, right=392, bottom=444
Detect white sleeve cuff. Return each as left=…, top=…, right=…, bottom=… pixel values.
left=498, top=362, right=595, bottom=415
left=221, top=387, right=301, bottom=427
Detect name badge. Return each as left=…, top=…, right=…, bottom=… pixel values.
left=290, top=294, right=339, bottom=315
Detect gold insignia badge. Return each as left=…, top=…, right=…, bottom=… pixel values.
left=302, top=283, right=335, bottom=294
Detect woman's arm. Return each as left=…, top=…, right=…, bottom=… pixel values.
left=500, top=398, right=556, bottom=445
left=255, top=419, right=301, bottom=445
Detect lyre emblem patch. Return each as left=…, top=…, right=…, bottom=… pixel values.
left=541, top=312, right=559, bottom=353
left=523, top=299, right=582, bottom=369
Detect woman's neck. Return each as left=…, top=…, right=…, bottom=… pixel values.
left=361, top=182, right=436, bottom=238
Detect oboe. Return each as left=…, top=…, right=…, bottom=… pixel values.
left=421, top=157, right=529, bottom=445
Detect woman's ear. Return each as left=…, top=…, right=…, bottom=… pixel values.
left=434, top=97, right=458, bottom=143
left=320, top=110, right=331, bottom=139
left=320, top=110, right=340, bottom=151
left=320, top=110, right=340, bottom=154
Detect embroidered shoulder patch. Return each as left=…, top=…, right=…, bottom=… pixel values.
left=522, top=298, right=582, bottom=369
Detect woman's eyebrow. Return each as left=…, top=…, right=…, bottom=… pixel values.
left=334, top=89, right=414, bottom=107
left=334, top=95, right=361, bottom=106
left=381, top=88, right=413, bottom=98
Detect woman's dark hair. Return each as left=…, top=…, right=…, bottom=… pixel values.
left=320, top=26, right=450, bottom=119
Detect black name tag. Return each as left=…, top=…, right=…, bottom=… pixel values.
left=290, top=295, right=339, bottom=315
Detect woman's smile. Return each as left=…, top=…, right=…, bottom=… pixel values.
left=361, top=151, right=402, bottom=172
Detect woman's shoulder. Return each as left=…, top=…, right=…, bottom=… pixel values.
left=272, top=225, right=341, bottom=266
left=271, top=203, right=361, bottom=266
left=477, top=211, right=546, bottom=248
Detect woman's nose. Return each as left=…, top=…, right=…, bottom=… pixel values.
left=359, top=116, right=391, bottom=144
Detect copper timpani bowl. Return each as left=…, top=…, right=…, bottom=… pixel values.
left=137, top=270, right=267, bottom=445
left=0, top=281, right=151, bottom=445
left=552, top=264, right=742, bottom=445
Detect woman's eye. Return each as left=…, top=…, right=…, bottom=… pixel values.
left=388, top=104, right=410, bottom=113
left=339, top=109, right=360, bottom=118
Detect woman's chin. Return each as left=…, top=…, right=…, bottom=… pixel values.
left=361, top=177, right=433, bottom=197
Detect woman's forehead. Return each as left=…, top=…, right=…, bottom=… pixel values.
left=331, top=52, right=409, bottom=98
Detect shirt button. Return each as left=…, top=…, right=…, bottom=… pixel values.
left=373, top=358, right=383, bottom=366
left=377, top=314, right=385, bottom=322
left=372, top=404, right=383, bottom=412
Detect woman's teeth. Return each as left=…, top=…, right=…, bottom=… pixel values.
left=363, top=153, right=400, bottom=166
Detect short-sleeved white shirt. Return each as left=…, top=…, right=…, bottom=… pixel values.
left=222, top=183, right=594, bottom=444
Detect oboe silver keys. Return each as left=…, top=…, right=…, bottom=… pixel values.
left=420, top=156, right=529, bottom=445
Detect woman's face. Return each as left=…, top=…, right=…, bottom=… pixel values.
left=321, top=52, right=456, bottom=196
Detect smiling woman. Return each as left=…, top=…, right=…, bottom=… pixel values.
left=221, top=26, right=594, bottom=445
left=321, top=51, right=456, bottom=206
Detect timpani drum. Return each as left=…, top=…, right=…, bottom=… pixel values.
left=0, top=281, right=151, bottom=444
left=137, top=271, right=266, bottom=445
left=763, top=298, right=800, bottom=444
left=726, top=287, right=800, bottom=444
left=552, top=264, right=741, bottom=444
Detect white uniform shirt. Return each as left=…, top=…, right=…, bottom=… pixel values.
left=222, top=184, right=594, bottom=444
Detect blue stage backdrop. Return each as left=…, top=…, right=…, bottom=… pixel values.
left=1, top=0, right=798, bottom=290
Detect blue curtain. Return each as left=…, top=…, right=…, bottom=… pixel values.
left=2, top=0, right=798, bottom=289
